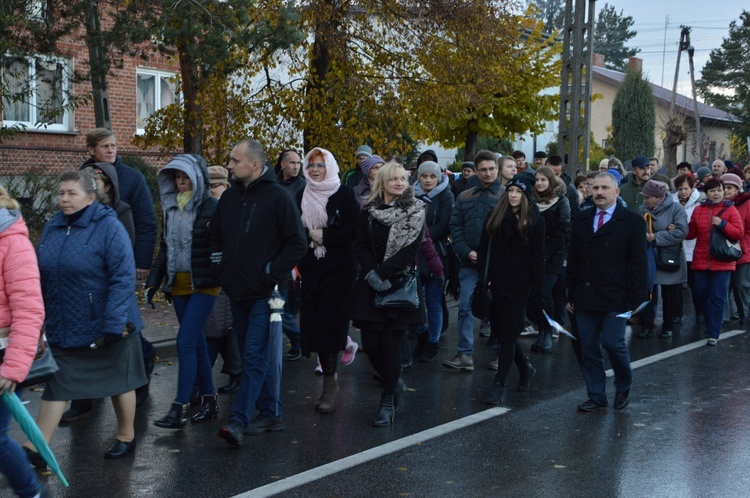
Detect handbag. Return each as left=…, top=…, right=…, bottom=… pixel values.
left=0, top=327, right=59, bottom=388
left=656, top=245, right=681, bottom=272
left=374, top=269, right=420, bottom=308
left=709, top=208, right=742, bottom=262
left=470, top=238, right=493, bottom=321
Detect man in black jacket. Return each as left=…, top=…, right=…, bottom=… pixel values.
left=212, top=139, right=307, bottom=446
left=566, top=172, right=648, bottom=412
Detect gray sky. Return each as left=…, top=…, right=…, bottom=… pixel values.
left=598, top=1, right=746, bottom=97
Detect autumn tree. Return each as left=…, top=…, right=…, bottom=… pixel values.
left=612, top=67, right=655, bottom=161
left=697, top=10, right=750, bottom=164
left=593, top=3, right=639, bottom=71
left=527, top=0, right=565, bottom=32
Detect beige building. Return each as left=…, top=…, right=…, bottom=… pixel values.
left=590, top=56, right=740, bottom=167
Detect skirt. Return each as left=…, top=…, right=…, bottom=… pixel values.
left=42, top=333, right=147, bottom=401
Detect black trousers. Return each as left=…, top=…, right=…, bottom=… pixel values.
left=361, top=327, right=404, bottom=394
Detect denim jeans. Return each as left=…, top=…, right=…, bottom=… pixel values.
left=0, top=389, right=40, bottom=498
left=229, top=298, right=282, bottom=425
left=576, top=311, right=632, bottom=405
left=457, top=267, right=479, bottom=355
left=418, top=276, right=444, bottom=343
left=172, top=293, right=217, bottom=404
left=694, top=270, right=731, bottom=339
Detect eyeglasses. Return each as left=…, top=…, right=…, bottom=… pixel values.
left=210, top=183, right=225, bottom=189
left=477, top=167, right=497, bottom=174
left=307, top=163, right=326, bottom=169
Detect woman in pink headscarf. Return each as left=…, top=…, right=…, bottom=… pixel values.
left=296, top=147, right=360, bottom=413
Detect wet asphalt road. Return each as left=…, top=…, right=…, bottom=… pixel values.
left=4, top=299, right=750, bottom=498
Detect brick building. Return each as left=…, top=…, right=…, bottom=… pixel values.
left=1, top=25, right=181, bottom=175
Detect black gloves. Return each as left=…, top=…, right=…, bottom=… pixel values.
left=145, top=287, right=172, bottom=309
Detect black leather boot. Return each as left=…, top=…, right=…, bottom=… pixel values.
left=517, top=363, right=537, bottom=392
left=483, top=382, right=505, bottom=405
left=412, top=333, right=428, bottom=361
left=191, top=395, right=219, bottom=423
left=372, top=393, right=396, bottom=427
left=154, top=403, right=188, bottom=429
left=531, top=331, right=553, bottom=353
left=394, top=378, right=407, bottom=415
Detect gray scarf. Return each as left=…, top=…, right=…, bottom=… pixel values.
left=366, top=187, right=425, bottom=261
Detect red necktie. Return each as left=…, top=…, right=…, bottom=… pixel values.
left=597, top=211, right=605, bottom=231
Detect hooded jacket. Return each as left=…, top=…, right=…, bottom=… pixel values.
left=277, top=170, right=307, bottom=199
left=81, top=155, right=157, bottom=270
left=639, top=194, right=688, bottom=286
left=0, top=210, right=45, bottom=383
left=210, top=166, right=307, bottom=302
left=37, top=202, right=143, bottom=348
left=85, top=162, right=135, bottom=246
left=147, top=154, right=219, bottom=291
left=536, top=183, right=571, bottom=275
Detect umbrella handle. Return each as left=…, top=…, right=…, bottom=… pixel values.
left=643, top=212, right=653, bottom=234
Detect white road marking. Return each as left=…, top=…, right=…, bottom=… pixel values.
left=233, top=407, right=510, bottom=498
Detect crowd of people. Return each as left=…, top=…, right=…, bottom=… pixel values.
left=1, top=127, right=748, bottom=496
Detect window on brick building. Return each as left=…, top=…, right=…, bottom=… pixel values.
left=2, top=55, right=69, bottom=131
left=136, top=68, right=178, bottom=134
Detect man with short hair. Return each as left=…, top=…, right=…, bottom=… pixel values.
left=213, top=139, right=307, bottom=446
left=618, top=155, right=651, bottom=212
left=533, top=151, right=547, bottom=169
left=676, top=162, right=693, bottom=176
left=566, top=172, right=648, bottom=411
left=648, top=157, right=674, bottom=189
left=444, top=150, right=505, bottom=371
left=512, top=150, right=529, bottom=174
left=545, top=155, right=580, bottom=216
left=712, top=159, right=728, bottom=178
left=344, top=145, right=371, bottom=187
left=276, top=149, right=306, bottom=199
left=451, top=161, right=475, bottom=197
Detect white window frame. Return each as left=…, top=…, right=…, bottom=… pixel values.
left=136, top=68, right=179, bottom=135
left=2, top=54, right=70, bottom=132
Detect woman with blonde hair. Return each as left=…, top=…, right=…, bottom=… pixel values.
left=351, top=162, right=426, bottom=426
left=0, top=186, right=48, bottom=496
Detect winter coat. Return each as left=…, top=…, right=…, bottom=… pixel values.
left=731, top=192, right=750, bottom=266
left=415, top=178, right=454, bottom=275
left=37, top=202, right=143, bottom=349
left=560, top=172, right=580, bottom=216
left=537, top=186, right=570, bottom=275
left=419, top=230, right=444, bottom=278
left=84, top=162, right=135, bottom=246
left=639, top=195, right=688, bottom=286
left=687, top=200, right=745, bottom=272
left=296, top=185, right=359, bottom=355
left=0, top=211, right=45, bottom=383
left=210, top=166, right=307, bottom=302
left=277, top=171, right=307, bottom=199
left=450, top=179, right=505, bottom=267
left=619, top=178, right=647, bottom=213
left=566, top=203, right=649, bottom=312
left=672, top=189, right=703, bottom=262
left=351, top=199, right=426, bottom=330
left=452, top=176, right=470, bottom=198
left=147, top=155, right=219, bottom=291
left=81, top=156, right=157, bottom=270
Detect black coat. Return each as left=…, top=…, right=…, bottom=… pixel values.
left=539, top=191, right=571, bottom=275
left=566, top=203, right=649, bottom=312
left=417, top=187, right=454, bottom=275
left=296, top=186, right=359, bottom=355
left=147, top=196, right=219, bottom=290
left=351, top=206, right=426, bottom=331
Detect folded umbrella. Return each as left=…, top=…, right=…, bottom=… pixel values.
left=266, top=285, right=286, bottom=418
left=1, top=391, right=69, bottom=487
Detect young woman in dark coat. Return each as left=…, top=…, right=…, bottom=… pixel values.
left=530, top=166, right=570, bottom=353
left=296, top=147, right=359, bottom=414
left=479, top=174, right=545, bottom=405
left=351, top=162, right=426, bottom=426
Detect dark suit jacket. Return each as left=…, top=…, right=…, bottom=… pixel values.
left=566, top=203, right=649, bottom=312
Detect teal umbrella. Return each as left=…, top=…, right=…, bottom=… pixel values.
left=1, top=391, right=69, bottom=487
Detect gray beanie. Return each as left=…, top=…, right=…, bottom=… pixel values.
left=417, top=161, right=441, bottom=179
left=696, top=167, right=712, bottom=180
left=355, top=145, right=372, bottom=159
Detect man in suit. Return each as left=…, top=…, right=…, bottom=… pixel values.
left=566, top=172, right=648, bottom=412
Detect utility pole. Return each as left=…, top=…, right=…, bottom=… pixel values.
left=660, top=15, right=669, bottom=88
left=557, top=0, right=596, bottom=176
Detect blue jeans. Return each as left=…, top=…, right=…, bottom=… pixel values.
left=694, top=270, right=731, bottom=339
left=418, top=277, right=444, bottom=343
left=229, top=299, right=282, bottom=425
left=457, top=267, right=479, bottom=355
left=173, top=293, right=217, bottom=403
left=576, top=311, right=632, bottom=405
left=0, top=389, right=40, bottom=498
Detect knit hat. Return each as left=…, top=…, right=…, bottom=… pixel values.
left=724, top=160, right=735, bottom=171
left=696, top=167, right=713, bottom=181
left=599, top=158, right=610, bottom=170
left=640, top=180, right=668, bottom=198
left=355, top=145, right=372, bottom=159
left=361, top=155, right=385, bottom=179
left=631, top=155, right=650, bottom=168
left=461, top=161, right=475, bottom=171
left=417, top=161, right=441, bottom=179
left=606, top=168, right=622, bottom=184
left=417, top=149, right=438, bottom=165
left=506, top=174, right=535, bottom=200
left=721, top=173, right=743, bottom=189
left=208, top=165, right=229, bottom=184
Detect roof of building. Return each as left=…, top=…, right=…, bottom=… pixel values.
left=592, top=66, right=740, bottom=125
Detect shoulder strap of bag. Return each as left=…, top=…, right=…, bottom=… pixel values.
left=481, top=237, right=492, bottom=285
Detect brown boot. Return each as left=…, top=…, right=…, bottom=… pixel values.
left=316, top=374, right=339, bottom=414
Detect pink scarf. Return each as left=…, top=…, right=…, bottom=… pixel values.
left=301, top=147, right=341, bottom=258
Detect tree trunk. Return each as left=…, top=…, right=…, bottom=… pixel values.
left=178, top=46, right=202, bottom=155
left=464, top=126, right=478, bottom=162
left=303, top=1, right=335, bottom=153
left=83, top=1, right=111, bottom=129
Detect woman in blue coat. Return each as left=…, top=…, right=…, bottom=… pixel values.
left=28, top=170, right=146, bottom=461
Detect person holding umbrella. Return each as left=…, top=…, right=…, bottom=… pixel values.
left=0, top=186, right=49, bottom=497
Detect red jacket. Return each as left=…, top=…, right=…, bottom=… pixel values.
left=687, top=201, right=745, bottom=271
left=731, top=193, right=750, bottom=265
left=0, top=213, right=45, bottom=383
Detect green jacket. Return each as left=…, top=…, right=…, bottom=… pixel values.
left=619, top=177, right=646, bottom=213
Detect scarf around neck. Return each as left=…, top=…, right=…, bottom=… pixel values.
left=366, top=187, right=425, bottom=261
left=177, top=191, right=193, bottom=211
left=301, top=147, right=341, bottom=259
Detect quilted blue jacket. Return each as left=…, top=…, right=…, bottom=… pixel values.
left=37, top=202, right=143, bottom=348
